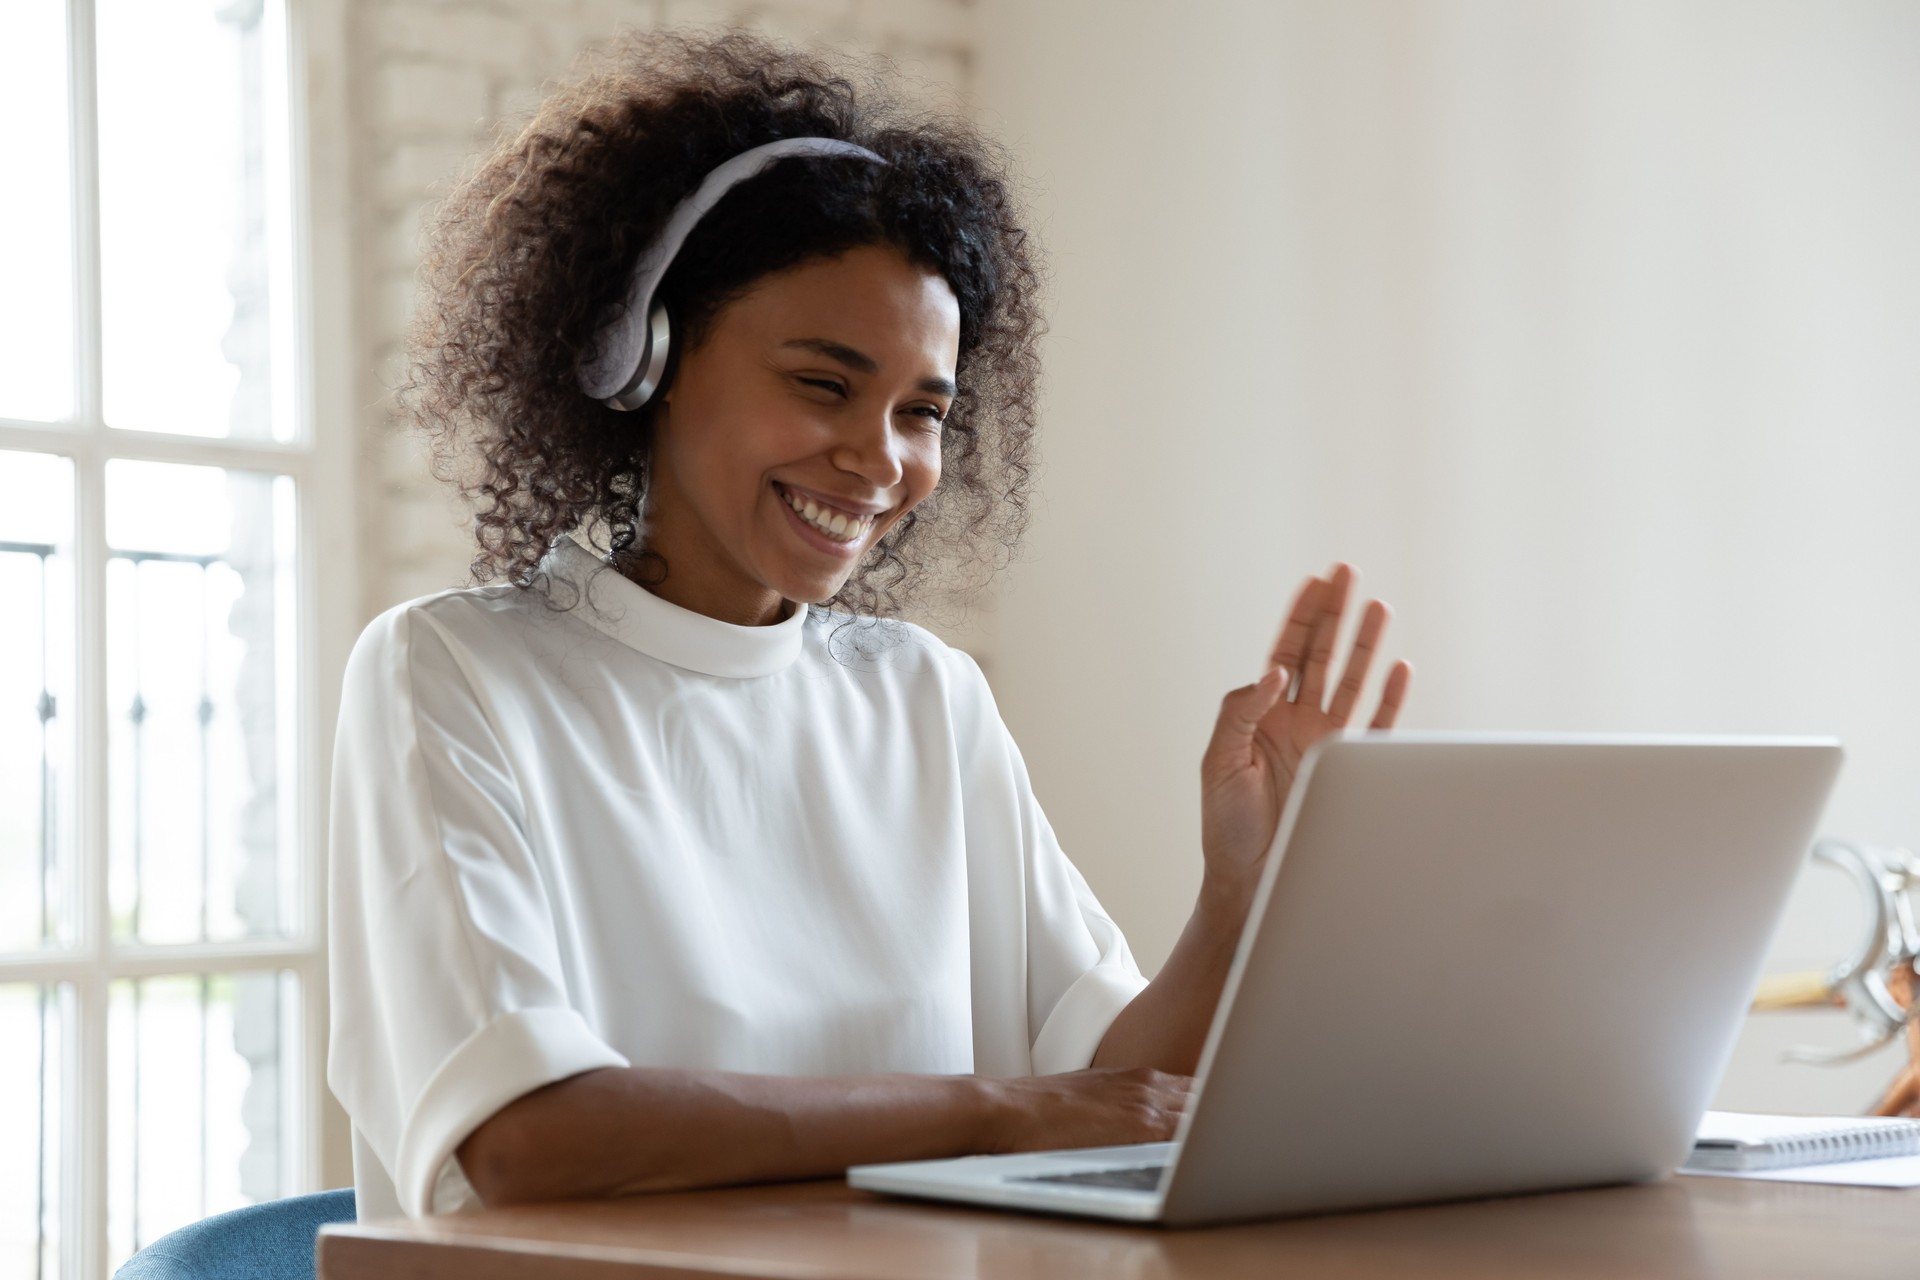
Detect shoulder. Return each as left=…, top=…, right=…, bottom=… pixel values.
left=801, top=610, right=1004, bottom=758
left=804, top=609, right=990, bottom=692
left=344, top=584, right=540, bottom=688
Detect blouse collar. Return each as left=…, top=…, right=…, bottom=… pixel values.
left=545, top=537, right=808, bottom=678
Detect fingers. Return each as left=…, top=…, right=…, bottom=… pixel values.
left=1266, top=562, right=1410, bottom=725
left=1050, top=1068, right=1195, bottom=1145
left=1203, top=667, right=1290, bottom=776
left=1230, top=666, right=1290, bottom=736
left=1266, top=575, right=1328, bottom=696
left=1296, top=564, right=1355, bottom=710
left=1327, top=599, right=1389, bottom=724
left=1370, top=660, right=1413, bottom=729
left=1144, top=1071, right=1195, bottom=1133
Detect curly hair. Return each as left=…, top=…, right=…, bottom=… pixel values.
left=400, top=29, right=1045, bottom=620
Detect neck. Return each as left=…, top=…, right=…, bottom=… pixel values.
left=614, top=550, right=791, bottom=628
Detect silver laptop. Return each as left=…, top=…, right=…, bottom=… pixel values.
left=849, top=731, right=1842, bottom=1225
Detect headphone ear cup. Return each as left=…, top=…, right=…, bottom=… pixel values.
left=650, top=301, right=681, bottom=405
left=607, top=300, right=675, bottom=412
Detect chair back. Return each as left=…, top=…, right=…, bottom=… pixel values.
left=114, top=1188, right=355, bottom=1280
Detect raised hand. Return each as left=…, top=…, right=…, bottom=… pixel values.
left=1198, top=564, right=1412, bottom=897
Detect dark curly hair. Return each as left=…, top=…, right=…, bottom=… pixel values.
left=401, top=29, right=1045, bottom=619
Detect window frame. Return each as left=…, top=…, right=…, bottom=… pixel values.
left=0, top=1, right=358, bottom=1275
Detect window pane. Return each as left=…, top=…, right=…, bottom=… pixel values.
left=97, top=0, right=298, bottom=440
left=109, top=971, right=296, bottom=1267
left=0, top=452, right=77, bottom=952
left=0, top=1, right=76, bottom=423
left=0, top=984, right=70, bottom=1278
left=107, top=461, right=297, bottom=944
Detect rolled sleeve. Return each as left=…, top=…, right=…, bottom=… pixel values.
left=1024, top=846, right=1149, bottom=1073
left=328, top=603, right=625, bottom=1218
left=943, top=648, right=1147, bottom=1076
left=397, top=1007, right=627, bottom=1217
left=1030, top=962, right=1150, bottom=1075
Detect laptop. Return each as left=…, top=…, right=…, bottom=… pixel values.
left=849, top=731, right=1843, bottom=1226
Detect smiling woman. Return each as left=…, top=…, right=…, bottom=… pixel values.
left=402, top=31, right=1041, bottom=622
left=642, top=246, right=959, bottom=624
left=328, top=26, right=1408, bottom=1226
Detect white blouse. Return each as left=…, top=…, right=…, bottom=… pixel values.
left=326, top=538, right=1147, bottom=1219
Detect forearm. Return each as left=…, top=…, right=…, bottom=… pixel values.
left=458, top=1065, right=995, bottom=1205
left=1092, top=876, right=1255, bottom=1075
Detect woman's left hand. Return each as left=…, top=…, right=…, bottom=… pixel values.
left=1198, top=564, right=1412, bottom=904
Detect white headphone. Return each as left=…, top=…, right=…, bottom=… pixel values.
left=577, top=137, right=889, bottom=411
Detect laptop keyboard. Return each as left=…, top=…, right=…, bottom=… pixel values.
left=1012, top=1164, right=1167, bottom=1192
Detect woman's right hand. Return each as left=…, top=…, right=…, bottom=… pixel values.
left=977, top=1067, right=1194, bottom=1153
left=461, top=1064, right=1194, bottom=1205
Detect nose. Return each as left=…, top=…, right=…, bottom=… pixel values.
left=829, top=407, right=906, bottom=491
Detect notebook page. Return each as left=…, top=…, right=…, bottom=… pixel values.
left=1679, top=1155, right=1920, bottom=1188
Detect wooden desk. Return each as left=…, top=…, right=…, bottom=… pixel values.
left=319, top=1176, right=1919, bottom=1279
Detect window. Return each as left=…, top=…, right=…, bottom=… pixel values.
left=0, top=2, right=347, bottom=1274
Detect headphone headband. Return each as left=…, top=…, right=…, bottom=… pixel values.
left=579, top=137, right=888, bottom=407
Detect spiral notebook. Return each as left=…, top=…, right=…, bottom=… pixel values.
left=1685, top=1111, right=1920, bottom=1176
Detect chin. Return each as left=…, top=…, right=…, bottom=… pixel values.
left=787, top=578, right=851, bottom=607
left=762, top=565, right=850, bottom=607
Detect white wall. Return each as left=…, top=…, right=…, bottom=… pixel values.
left=976, top=0, right=1920, bottom=1112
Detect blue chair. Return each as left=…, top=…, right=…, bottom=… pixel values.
left=114, top=1189, right=355, bottom=1280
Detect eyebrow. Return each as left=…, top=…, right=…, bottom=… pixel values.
left=781, top=338, right=958, bottom=399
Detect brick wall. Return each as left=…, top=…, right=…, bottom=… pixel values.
left=348, top=0, right=977, bottom=613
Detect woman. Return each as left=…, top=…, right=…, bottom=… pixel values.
left=328, top=31, right=1411, bottom=1220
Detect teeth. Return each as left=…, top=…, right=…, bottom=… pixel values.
left=782, top=486, right=870, bottom=543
